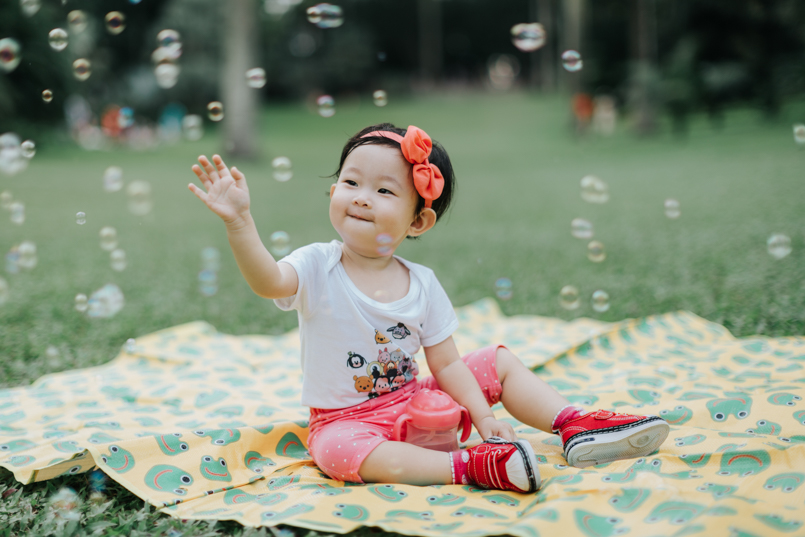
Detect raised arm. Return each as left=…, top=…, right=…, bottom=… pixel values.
left=188, top=154, right=298, bottom=299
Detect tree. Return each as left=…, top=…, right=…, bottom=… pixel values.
left=222, top=0, right=259, bottom=158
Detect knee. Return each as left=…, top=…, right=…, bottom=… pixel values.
left=495, top=345, right=518, bottom=379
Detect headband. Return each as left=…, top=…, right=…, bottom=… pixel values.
left=360, top=125, right=444, bottom=209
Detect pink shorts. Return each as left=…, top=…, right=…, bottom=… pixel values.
left=307, top=344, right=505, bottom=483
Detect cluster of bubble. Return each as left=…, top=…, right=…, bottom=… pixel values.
left=306, top=3, right=344, bottom=29
left=49, top=487, right=81, bottom=522
left=153, top=29, right=182, bottom=89
left=375, top=233, right=393, bottom=256
left=1, top=133, right=36, bottom=177
left=5, top=241, right=38, bottom=274
left=198, top=247, right=221, bottom=297
left=75, top=283, right=125, bottom=318
left=509, top=22, right=582, bottom=73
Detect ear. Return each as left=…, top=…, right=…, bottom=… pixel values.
left=407, top=207, right=437, bottom=237
left=329, top=183, right=336, bottom=198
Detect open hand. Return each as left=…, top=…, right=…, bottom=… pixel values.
left=188, top=154, right=251, bottom=226
left=476, top=416, right=517, bottom=442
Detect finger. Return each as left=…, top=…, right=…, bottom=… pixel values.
left=188, top=183, right=209, bottom=203
left=212, top=154, right=232, bottom=179
left=231, top=166, right=246, bottom=183
left=198, top=155, right=220, bottom=182
left=191, top=165, right=212, bottom=189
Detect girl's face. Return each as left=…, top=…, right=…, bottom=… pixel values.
left=329, top=144, right=423, bottom=257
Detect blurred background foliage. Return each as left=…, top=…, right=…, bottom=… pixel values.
left=2, top=0, right=805, bottom=135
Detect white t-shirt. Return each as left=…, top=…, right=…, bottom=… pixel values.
left=274, top=240, right=459, bottom=409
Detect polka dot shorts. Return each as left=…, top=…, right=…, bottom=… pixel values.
left=307, top=344, right=505, bottom=483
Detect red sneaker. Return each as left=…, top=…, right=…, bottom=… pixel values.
left=466, top=437, right=541, bottom=493
left=559, top=410, right=670, bottom=468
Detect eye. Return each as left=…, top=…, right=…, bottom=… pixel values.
left=110, top=445, right=119, bottom=453
left=203, top=456, right=212, bottom=462
left=181, top=475, right=192, bottom=484
left=220, top=459, right=227, bottom=467
left=344, top=179, right=357, bottom=186
left=180, top=443, right=188, bottom=450
left=378, top=188, right=393, bottom=195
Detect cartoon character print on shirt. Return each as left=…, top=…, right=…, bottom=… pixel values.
left=374, top=330, right=390, bottom=344
left=346, top=352, right=367, bottom=369
left=386, top=322, right=411, bottom=340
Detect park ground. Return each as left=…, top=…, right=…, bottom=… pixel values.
left=0, top=91, right=804, bottom=535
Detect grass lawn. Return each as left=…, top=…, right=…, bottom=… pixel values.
left=1, top=91, right=804, bottom=535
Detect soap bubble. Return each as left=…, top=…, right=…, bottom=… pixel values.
left=99, top=227, right=118, bottom=251
left=269, top=231, right=291, bottom=257
left=20, top=140, right=35, bottom=159
left=127, top=180, right=152, bottom=215
left=317, top=95, right=335, bottom=117
left=375, top=233, right=393, bottom=255
left=0, top=38, right=21, bottom=73
left=559, top=285, right=580, bottom=310
left=76, top=211, right=86, bottom=225
left=157, top=29, right=181, bottom=50
left=87, top=283, right=125, bottom=318
left=372, top=90, right=388, bottom=107
left=45, top=345, right=60, bottom=359
left=794, top=124, right=805, bottom=145
left=271, top=156, right=293, bottom=182
left=182, top=115, right=203, bottom=141
left=110, top=249, right=126, bottom=271
left=198, top=270, right=218, bottom=297
left=67, top=10, right=88, bottom=33
left=154, top=61, right=180, bottom=89
left=0, top=191, right=11, bottom=209
left=495, top=277, right=513, bottom=300
left=49, top=487, right=80, bottom=521
left=88, top=491, right=107, bottom=505
left=0, top=133, right=27, bottom=176
left=74, top=293, right=88, bottom=312
left=767, top=233, right=792, bottom=260
left=104, top=11, right=125, bottom=35
left=10, top=202, right=24, bottom=225
left=0, top=277, right=8, bottom=305
left=587, top=240, right=606, bottom=262
left=306, top=3, right=344, bottom=29
left=207, top=101, right=224, bottom=122
left=17, top=241, right=37, bottom=270
left=664, top=198, right=680, bottom=219
left=21, top=0, right=41, bottom=17
left=571, top=218, right=593, bottom=239
left=201, top=247, right=220, bottom=271
left=5, top=246, right=19, bottom=274
left=103, top=166, right=123, bottom=192
left=487, top=54, right=520, bottom=90
left=510, top=23, right=546, bottom=52
left=561, top=50, right=583, bottom=72
left=72, top=58, right=91, bottom=81
left=246, top=68, right=266, bottom=88
left=125, top=338, right=136, bottom=353
left=580, top=175, right=609, bottom=204
left=592, top=290, right=610, bottom=313
left=48, top=29, right=68, bottom=51
left=42, top=89, right=53, bottom=103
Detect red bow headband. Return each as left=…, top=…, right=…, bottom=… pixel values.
left=360, top=125, right=444, bottom=209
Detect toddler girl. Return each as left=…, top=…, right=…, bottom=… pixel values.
left=188, top=123, right=669, bottom=493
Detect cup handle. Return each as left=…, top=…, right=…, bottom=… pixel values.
left=458, top=406, right=472, bottom=442
left=392, top=413, right=412, bottom=441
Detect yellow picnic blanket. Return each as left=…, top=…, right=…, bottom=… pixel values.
left=2, top=298, right=804, bottom=536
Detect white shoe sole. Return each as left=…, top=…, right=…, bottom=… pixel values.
left=565, top=419, right=670, bottom=468
left=514, top=439, right=542, bottom=492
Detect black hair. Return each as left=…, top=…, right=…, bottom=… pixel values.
left=332, top=123, right=456, bottom=231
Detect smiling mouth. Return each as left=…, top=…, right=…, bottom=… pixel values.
left=348, top=214, right=371, bottom=222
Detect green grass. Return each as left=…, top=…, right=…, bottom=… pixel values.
left=1, top=91, right=804, bottom=535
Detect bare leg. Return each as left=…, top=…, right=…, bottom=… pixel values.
left=496, top=347, right=572, bottom=432
left=358, top=441, right=452, bottom=486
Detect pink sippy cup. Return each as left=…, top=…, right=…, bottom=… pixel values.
left=391, top=388, right=471, bottom=452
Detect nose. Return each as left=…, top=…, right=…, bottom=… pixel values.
left=352, top=192, right=371, bottom=208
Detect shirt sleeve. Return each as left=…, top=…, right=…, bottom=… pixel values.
left=420, top=270, right=459, bottom=348
left=273, top=243, right=330, bottom=316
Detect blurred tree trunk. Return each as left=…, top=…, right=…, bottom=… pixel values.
left=530, top=0, right=556, bottom=91
left=631, top=0, right=658, bottom=135
left=418, top=0, right=443, bottom=87
left=222, top=0, right=258, bottom=158
left=561, top=0, right=584, bottom=94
